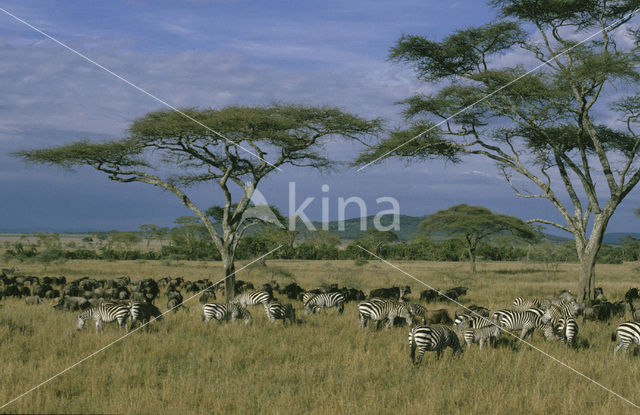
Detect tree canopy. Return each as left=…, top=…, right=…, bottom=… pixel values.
left=15, top=103, right=382, bottom=300
left=356, top=0, right=640, bottom=299
left=416, top=204, right=537, bottom=272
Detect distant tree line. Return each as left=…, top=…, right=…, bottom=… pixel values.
left=3, top=226, right=637, bottom=266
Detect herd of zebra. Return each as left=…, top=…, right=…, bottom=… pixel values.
left=7, top=269, right=637, bottom=364
left=394, top=291, right=640, bottom=365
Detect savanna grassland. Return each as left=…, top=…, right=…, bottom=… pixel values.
left=1, top=259, right=640, bottom=414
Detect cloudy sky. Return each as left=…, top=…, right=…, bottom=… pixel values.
left=0, top=0, right=639, bottom=235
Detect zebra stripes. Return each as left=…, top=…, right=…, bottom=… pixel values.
left=409, top=325, right=463, bottom=365
left=303, top=292, right=345, bottom=315
left=264, top=302, right=296, bottom=325
left=454, top=314, right=495, bottom=330
left=358, top=299, right=413, bottom=329
left=512, top=297, right=544, bottom=311
left=77, top=303, right=130, bottom=333
left=541, top=302, right=580, bottom=325
left=203, top=302, right=252, bottom=324
left=492, top=309, right=541, bottom=340
left=462, top=323, right=501, bottom=349
left=613, top=322, right=640, bottom=356
left=555, top=317, right=578, bottom=346
left=232, top=290, right=272, bottom=307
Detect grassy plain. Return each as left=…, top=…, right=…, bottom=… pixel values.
left=1, top=259, right=640, bottom=414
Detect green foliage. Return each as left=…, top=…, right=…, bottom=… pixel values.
left=417, top=204, right=537, bottom=244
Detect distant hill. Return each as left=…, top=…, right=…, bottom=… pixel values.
left=311, top=215, right=427, bottom=241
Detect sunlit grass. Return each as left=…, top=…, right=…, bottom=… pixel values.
left=1, top=259, right=639, bottom=414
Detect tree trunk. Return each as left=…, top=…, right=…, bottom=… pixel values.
left=468, top=245, right=476, bottom=274
left=221, top=242, right=236, bottom=302
left=223, top=257, right=236, bottom=302
left=576, top=213, right=611, bottom=302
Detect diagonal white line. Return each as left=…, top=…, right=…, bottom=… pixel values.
left=357, top=9, right=640, bottom=172
left=356, top=245, right=640, bottom=410
left=0, top=7, right=282, bottom=172
left=0, top=245, right=283, bottom=410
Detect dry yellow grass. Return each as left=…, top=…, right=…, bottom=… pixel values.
left=1, top=259, right=640, bottom=414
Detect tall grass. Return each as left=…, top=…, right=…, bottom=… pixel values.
left=1, top=260, right=639, bottom=414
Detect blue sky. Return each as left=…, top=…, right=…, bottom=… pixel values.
left=0, top=0, right=638, bottom=235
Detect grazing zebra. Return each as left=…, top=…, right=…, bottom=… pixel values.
left=454, top=314, right=495, bottom=330
left=613, top=322, right=640, bottom=356
left=77, top=303, right=130, bottom=333
left=555, top=317, right=578, bottom=346
left=128, top=302, right=163, bottom=330
left=202, top=302, right=252, bottom=324
left=409, top=325, right=463, bottom=365
left=302, top=292, right=317, bottom=305
left=358, top=299, right=413, bottom=329
left=513, top=297, right=544, bottom=311
left=264, top=302, right=296, bottom=325
left=232, top=290, right=272, bottom=307
left=405, top=303, right=427, bottom=319
left=541, top=302, right=580, bottom=325
left=492, top=309, right=541, bottom=339
left=303, top=292, right=345, bottom=315
left=462, top=322, right=502, bottom=349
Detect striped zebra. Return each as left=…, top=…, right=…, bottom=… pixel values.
left=405, top=303, right=427, bottom=319
left=77, top=303, right=130, bottom=333
left=264, top=302, right=296, bottom=325
left=454, top=314, right=495, bottom=330
left=555, top=317, right=578, bottom=346
left=302, top=292, right=317, bottom=305
left=232, top=290, right=272, bottom=307
left=513, top=297, right=552, bottom=311
left=409, top=325, right=463, bottom=365
left=202, top=302, right=252, bottom=324
left=303, top=292, right=345, bottom=315
left=128, top=302, right=163, bottom=330
left=541, top=301, right=580, bottom=325
left=462, top=323, right=501, bottom=349
left=358, top=299, right=413, bottom=329
left=492, top=309, right=541, bottom=340
left=527, top=307, right=558, bottom=341
left=613, top=322, right=640, bottom=356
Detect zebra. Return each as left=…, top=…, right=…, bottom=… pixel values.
left=555, top=317, right=578, bottom=346
left=303, top=292, right=345, bottom=315
left=264, top=302, right=296, bottom=325
left=202, top=302, right=252, bottom=324
left=454, top=314, right=495, bottom=330
left=302, top=292, right=317, bottom=305
left=409, top=325, right=463, bottom=365
left=462, top=322, right=502, bottom=349
left=128, top=302, right=163, bottom=330
left=541, top=301, right=580, bottom=325
left=77, top=303, right=130, bottom=333
left=613, top=322, right=640, bottom=356
left=358, top=299, right=413, bottom=329
left=513, top=297, right=544, bottom=311
left=232, top=290, right=272, bottom=307
left=492, top=309, right=542, bottom=340
left=405, top=302, right=427, bottom=319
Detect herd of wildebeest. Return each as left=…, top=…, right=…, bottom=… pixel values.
left=2, top=264, right=640, bottom=363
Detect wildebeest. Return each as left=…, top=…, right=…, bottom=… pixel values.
left=54, top=296, right=90, bottom=312
left=369, top=286, right=411, bottom=301
left=420, top=289, right=440, bottom=302
left=422, top=309, right=453, bottom=325
left=25, top=295, right=43, bottom=305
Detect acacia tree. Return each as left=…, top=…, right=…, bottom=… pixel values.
left=16, top=104, right=381, bottom=300
left=416, top=204, right=536, bottom=273
left=356, top=0, right=640, bottom=300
